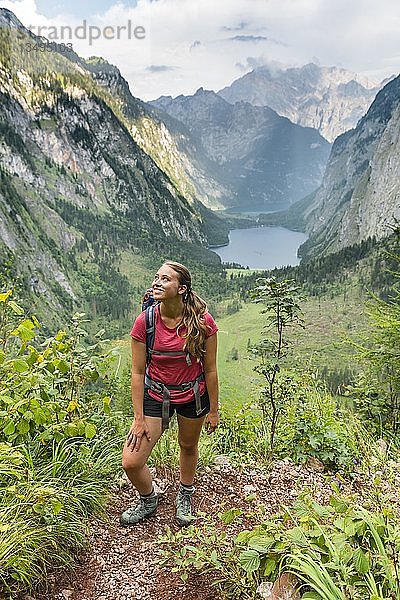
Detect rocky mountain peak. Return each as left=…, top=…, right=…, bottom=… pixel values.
left=0, top=8, right=24, bottom=29
left=218, top=62, right=383, bottom=141
left=150, top=88, right=330, bottom=212
left=193, top=87, right=215, bottom=97
left=83, top=56, right=132, bottom=95
left=0, top=7, right=35, bottom=41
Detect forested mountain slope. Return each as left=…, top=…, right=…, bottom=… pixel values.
left=0, top=9, right=226, bottom=324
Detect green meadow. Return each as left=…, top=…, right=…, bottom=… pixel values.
left=114, top=287, right=368, bottom=414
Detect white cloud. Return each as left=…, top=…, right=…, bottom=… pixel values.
left=2, top=0, right=400, bottom=100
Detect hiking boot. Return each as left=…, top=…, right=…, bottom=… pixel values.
left=175, top=484, right=195, bottom=527
left=120, top=494, right=158, bottom=526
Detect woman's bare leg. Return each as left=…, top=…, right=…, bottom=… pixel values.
left=122, top=416, right=163, bottom=495
left=177, top=414, right=206, bottom=485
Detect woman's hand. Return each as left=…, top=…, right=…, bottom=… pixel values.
left=126, top=417, right=151, bottom=452
left=204, top=411, right=219, bottom=434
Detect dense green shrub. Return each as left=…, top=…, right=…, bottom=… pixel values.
left=0, top=290, right=119, bottom=445
left=346, top=254, right=400, bottom=439
left=210, top=403, right=269, bottom=465
left=274, top=372, right=360, bottom=471
left=0, top=291, right=125, bottom=597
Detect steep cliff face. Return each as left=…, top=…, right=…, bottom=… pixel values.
left=299, top=75, right=400, bottom=258
left=84, top=58, right=230, bottom=210
left=0, top=11, right=224, bottom=320
left=218, top=63, right=383, bottom=142
left=151, top=88, right=331, bottom=212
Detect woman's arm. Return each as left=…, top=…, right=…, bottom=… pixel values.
left=131, top=338, right=146, bottom=417
left=203, top=333, right=219, bottom=433
left=126, top=338, right=151, bottom=451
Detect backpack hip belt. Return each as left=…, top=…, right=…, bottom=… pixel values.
left=145, top=372, right=205, bottom=431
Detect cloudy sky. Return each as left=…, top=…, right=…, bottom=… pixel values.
left=1, top=0, right=400, bottom=100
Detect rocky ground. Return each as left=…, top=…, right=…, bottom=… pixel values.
left=23, top=458, right=363, bottom=600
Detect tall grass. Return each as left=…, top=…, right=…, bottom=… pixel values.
left=288, top=552, right=346, bottom=600
left=0, top=433, right=124, bottom=597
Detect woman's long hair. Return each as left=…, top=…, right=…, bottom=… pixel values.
left=164, top=261, right=208, bottom=360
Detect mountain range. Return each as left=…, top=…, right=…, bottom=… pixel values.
left=150, top=89, right=331, bottom=212
left=218, top=63, right=385, bottom=142
left=1, top=7, right=399, bottom=321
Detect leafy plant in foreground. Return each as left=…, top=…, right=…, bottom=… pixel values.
left=274, top=371, right=360, bottom=471
left=0, top=292, right=125, bottom=597
left=249, top=277, right=304, bottom=452
left=0, top=290, right=117, bottom=445
left=158, top=490, right=400, bottom=599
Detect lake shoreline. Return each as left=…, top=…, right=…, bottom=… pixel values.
left=208, top=242, right=229, bottom=249
left=211, top=225, right=308, bottom=270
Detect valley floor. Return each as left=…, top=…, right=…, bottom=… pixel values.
left=24, top=460, right=365, bottom=600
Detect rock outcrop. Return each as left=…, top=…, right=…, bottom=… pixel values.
left=298, top=75, right=400, bottom=257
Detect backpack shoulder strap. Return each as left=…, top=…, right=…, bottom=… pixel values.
left=144, top=302, right=192, bottom=368
left=145, top=303, right=156, bottom=364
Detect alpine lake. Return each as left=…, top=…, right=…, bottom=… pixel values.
left=211, top=225, right=308, bottom=270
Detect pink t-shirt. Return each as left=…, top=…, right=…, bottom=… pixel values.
left=130, top=305, right=218, bottom=404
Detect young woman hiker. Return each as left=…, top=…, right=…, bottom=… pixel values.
left=121, top=261, right=219, bottom=527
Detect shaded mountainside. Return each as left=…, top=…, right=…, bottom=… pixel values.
left=218, top=63, right=384, bottom=142
left=0, top=10, right=227, bottom=325
left=150, top=88, right=331, bottom=212
left=60, top=52, right=232, bottom=211
left=297, top=74, right=400, bottom=258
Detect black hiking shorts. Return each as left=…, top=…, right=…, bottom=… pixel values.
left=143, top=390, right=210, bottom=419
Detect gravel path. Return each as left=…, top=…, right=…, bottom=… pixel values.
left=25, top=459, right=354, bottom=600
